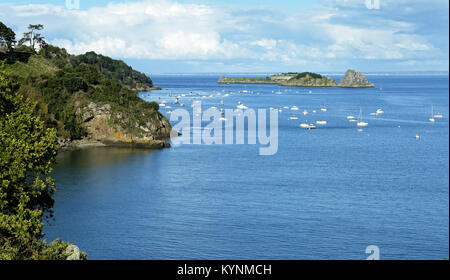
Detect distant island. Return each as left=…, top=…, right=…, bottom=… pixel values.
left=218, top=69, right=375, bottom=88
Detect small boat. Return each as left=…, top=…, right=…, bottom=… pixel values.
left=357, top=108, right=369, bottom=127
left=321, top=108, right=327, bottom=112
left=429, top=106, right=436, bottom=122
left=369, top=113, right=378, bottom=116
left=376, top=109, right=384, bottom=115
left=290, top=116, right=299, bottom=120
left=291, top=106, right=299, bottom=111
left=349, top=119, right=358, bottom=123
left=433, top=113, right=443, bottom=118
left=347, top=116, right=356, bottom=120
left=312, top=110, right=317, bottom=113
left=300, top=123, right=316, bottom=130
left=159, top=103, right=166, bottom=107
left=220, top=117, right=227, bottom=122
left=415, top=134, right=420, bottom=139
left=237, top=104, right=248, bottom=110
left=316, top=120, right=327, bottom=125
left=303, top=110, right=308, bottom=116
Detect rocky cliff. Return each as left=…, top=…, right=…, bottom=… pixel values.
left=5, top=44, right=173, bottom=150
left=74, top=102, right=171, bottom=149
left=339, top=69, right=375, bottom=88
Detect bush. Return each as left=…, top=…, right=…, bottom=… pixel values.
left=1, top=62, right=86, bottom=260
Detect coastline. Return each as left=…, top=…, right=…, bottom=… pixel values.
left=58, top=138, right=171, bottom=152
left=218, top=79, right=375, bottom=88
left=218, top=70, right=375, bottom=88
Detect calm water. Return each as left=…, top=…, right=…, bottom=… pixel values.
left=45, top=74, right=449, bottom=260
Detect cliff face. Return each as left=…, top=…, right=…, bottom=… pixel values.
left=76, top=102, right=171, bottom=149
left=339, top=70, right=375, bottom=88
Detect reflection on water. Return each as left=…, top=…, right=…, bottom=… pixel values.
left=55, top=147, right=157, bottom=169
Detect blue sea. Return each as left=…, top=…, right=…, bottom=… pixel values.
left=45, top=74, right=449, bottom=260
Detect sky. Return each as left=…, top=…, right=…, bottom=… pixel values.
left=0, top=0, right=448, bottom=74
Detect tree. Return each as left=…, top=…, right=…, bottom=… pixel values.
left=0, top=62, right=85, bottom=260
left=18, top=24, right=46, bottom=52
left=0, top=22, right=16, bottom=52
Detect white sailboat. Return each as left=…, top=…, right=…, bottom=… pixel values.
left=429, top=106, right=436, bottom=123
left=357, top=108, right=369, bottom=127
left=300, top=123, right=316, bottom=130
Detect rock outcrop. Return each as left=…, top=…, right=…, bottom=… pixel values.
left=219, top=70, right=374, bottom=88
left=339, top=70, right=375, bottom=88
left=73, top=102, right=172, bottom=149
left=65, top=245, right=81, bottom=260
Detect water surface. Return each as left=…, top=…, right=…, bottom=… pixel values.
left=46, top=74, right=449, bottom=260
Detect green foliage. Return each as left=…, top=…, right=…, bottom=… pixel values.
left=0, top=62, right=84, bottom=260
left=294, top=72, right=323, bottom=79
left=71, top=51, right=154, bottom=89
left=0, top=22, right=16, bottom=52
left=4, top=42, right=161, bottom=140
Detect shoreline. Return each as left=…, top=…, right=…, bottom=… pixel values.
left=217, top=70, right=376, bottom=88
left=217, top=79, right=375, bottom=88
left=59, top=138, right=171, bottom=152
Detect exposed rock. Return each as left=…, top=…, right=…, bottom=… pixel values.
left=270, top=74, right=297, bottom=81
left=219, top=74, right=337, bottom=87
left=219, top=70, right=374, bottom=88
left=134, top=85, right=162, bottom=92
left=71, top=102, right=172, bottom=149
left=65, top=245, right=80, bottom=260
left=339, top=69, right=375, bottom=88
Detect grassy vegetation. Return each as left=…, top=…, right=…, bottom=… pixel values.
left=4, top=44, right=160, bottom=140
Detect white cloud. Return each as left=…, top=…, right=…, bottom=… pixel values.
left=250, top=39, right=277, bottom=50
left=0, top=0, right=446, bottom=70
